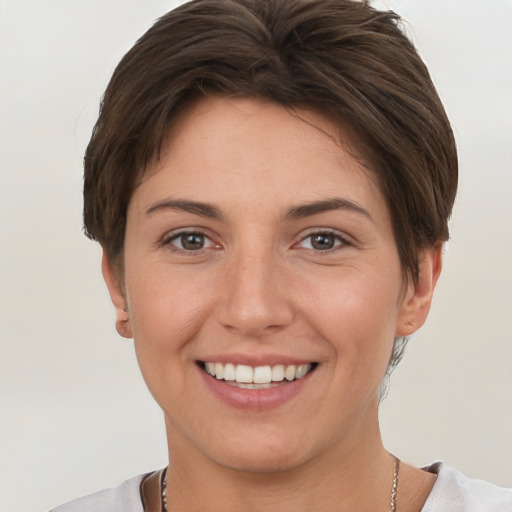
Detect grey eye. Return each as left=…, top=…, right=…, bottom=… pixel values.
left=310, top=233, right=337, bottom=250
left=299, top=232, right=345, bottom=251
left=178, top=233, right=206, bottom=250
left=164, top=229, right=218, bottom=253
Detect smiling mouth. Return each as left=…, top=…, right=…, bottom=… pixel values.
left=198, top=361, right=318, bottom=389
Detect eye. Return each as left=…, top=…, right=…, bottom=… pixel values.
left=298, top=231, right=347, bottom=251
left=164, top=230, right=217, bottom=252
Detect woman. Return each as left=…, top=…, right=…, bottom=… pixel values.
left=51, top=0, right=512, bottom=510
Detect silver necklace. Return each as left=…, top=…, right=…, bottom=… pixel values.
left=161, top=457, right=400, bottom=512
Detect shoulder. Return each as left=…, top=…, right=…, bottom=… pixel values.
left=49, top=473, right=146, bottom=512
left=422, top=462, right=512, bottom=512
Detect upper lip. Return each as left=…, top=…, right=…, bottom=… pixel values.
left=196, top=354, right=318, bottom=367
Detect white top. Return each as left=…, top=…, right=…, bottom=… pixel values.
left=50, top=463, right=512, bottom=512
left=421, top=463, right=512, bottom=511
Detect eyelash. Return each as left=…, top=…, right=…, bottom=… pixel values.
left=161, top=228, right=350, bottom=255
left=161, top=229, right=218, bottom=254
left=295, top=229, right=350, bottom=253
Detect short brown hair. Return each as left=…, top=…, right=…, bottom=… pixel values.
left=84, top=0, right=457, bottom=280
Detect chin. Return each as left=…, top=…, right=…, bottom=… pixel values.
left=215, top=447, right=307, bottom=475
left=202, top=427, right=320, bottom=475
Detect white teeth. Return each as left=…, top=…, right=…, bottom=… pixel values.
left=295, top=364, right=309, bottom=379
left=214, top=362, right=224, bottom=380
left=284, top=365, right=296, bottom=381
left=205, top=362, right=215, bottom=376
left=271, top=364, right=285, bottom=381
left=235, top=364, right=253, bottom=383
left=231, top=382, right=274, bottom=389
left=204, top=362, right=313, bottom=384
left=223, top=363, right=235, bottom=381
left=253, top=365, right=272, bottom=384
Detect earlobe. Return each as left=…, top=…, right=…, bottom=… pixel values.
left=396, top=245, right=443, bottom=337
left=101, top=250, right=133, bottom=339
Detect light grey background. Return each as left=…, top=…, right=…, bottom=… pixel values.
left=1, top=1, right=511, bottom=510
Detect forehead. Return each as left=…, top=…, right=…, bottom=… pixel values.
left=134, top=96, right=386, bottom=220
left=148, top=96, right=377, bottom=177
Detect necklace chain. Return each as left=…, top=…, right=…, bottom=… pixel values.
left=161, top=457, right=400, bottom=512
left=391, top=456, right=400, bottom=512
left=162, top=467, right=168, bottom=512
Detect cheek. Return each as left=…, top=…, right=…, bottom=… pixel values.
left=124, top=261, right=224, bottom=375
left=127, top=260, right=212, bottom=330
left=125, top=275, right=210, bottom=415
left=298, top=266, right=402, bottom=369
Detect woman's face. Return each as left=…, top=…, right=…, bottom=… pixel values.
left=105, top=97, right=437, bottom=473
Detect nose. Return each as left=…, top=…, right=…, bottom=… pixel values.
left=216, top=249, right=294, bottom=337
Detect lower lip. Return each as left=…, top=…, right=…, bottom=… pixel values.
left=198, top=366, right=315, bottom=411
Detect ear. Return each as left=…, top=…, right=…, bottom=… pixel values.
left=101, top=249, right=133, bottom=339
left=396, top=245, right=443, bottom=337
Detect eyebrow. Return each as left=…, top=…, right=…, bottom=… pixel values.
left=284, top=198, right=373, bottom=221
left=145, top=199, right=224, bottom=220
left=145, top=197, right=372, bottom=223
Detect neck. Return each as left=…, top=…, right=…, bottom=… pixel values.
left=164, top=418, right=397, bottom=512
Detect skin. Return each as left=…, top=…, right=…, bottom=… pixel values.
left=103, top=97, right=441, bottom=511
